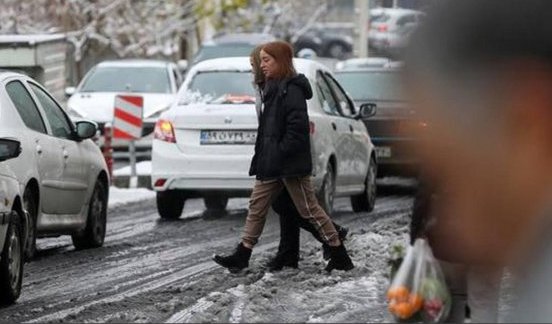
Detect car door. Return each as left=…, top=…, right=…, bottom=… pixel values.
left=323, top=73, right=369, bottom=189
left=3, top=80, right=63, bottom=215
left=27, top=82, right=89, bottom=215
left=315, top=71, right=350, bottom=190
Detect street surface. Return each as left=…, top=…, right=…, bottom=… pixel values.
left=0, top=183, right=416, bottom=323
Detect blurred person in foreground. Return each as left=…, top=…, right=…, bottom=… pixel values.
left=405, top=0, right=552, bottom=322
left=249, top=45, right=349, bottom=271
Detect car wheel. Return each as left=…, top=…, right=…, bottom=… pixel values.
left=351, top=157, right=377, bottom=213
left=23, top=188, right=37, bottom=261
left=156, top=190, right=185, bottom=220
left=72, top=180, right=107, bottom=250
left=204, top=194, right=228, bottom=211
left=0, top=211, right=24, bottom=305
left=327, top=42, right=347, bottom=59
left=318, top=162, right=335, bottom=214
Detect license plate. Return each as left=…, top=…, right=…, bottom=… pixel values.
left=200, top=130, right=257, bottom=145
left=376, top=146, right=392, bottom=158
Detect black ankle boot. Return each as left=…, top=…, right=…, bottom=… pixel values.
left=213, top=243, right=252, bottom=273
left=322, top=226, right=349, bottom=260
left=266, top=252, right=299, bottom=272
left=325, top=244, right=354, bottom=272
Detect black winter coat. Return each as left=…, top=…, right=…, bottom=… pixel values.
left=249, top=74, right=313, bottom=180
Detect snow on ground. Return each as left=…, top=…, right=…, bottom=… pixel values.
left=113, top=161, right=152, bottom=176
left=108, top=186, right=156, bottom=208
left=165, top=210, right=412, bottom=323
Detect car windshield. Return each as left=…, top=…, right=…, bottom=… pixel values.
left=335, top=71, right=405, bottom=101
left=183, top=71, right=256, bottom=104
left=80, top=66, right=171, bottom=93
left=192, top=44, right=255, bottom=64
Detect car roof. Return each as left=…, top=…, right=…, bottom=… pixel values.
left=186, top=57, right=330, bottom=78
left=205, top=33, right=277, bottom=45
left=0, top=70, right=29, bottom=82
left=334, top=66, right=402, bottom=74
left=335, top=57, right=391, bottom=71
left=377, top=8, right=423, bottom=16
left=95, top=59, right=172, bottom=68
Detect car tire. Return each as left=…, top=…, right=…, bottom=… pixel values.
left=204, top=194, right=228, bottom=211
left=327, top=42, right=348, bottom=59
left=0, top=211, right=24, bottom=305
left=72, top=180, right=107, bottom=250
left=318, top=162, right=335, bottom=215
left=156, top=190, right=185, bottom=220
left=351, top=157, right=377, bottom=213
left=23, top=188, right=37, bottom=261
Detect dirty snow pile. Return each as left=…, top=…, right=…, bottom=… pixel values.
left=108, top=186, right=156, bottom=208
left=167, top=211, right=412, bottom=323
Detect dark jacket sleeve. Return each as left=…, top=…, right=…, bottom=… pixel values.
left=278, top=85, right=310, bottom=157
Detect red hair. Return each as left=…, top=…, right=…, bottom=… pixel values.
left=261, top=41, right=297, bottom=80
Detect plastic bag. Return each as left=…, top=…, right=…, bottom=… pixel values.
left=386, top=239, right=451, bottom=323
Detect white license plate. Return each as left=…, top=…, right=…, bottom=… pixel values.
left=200, top=130, right=257, bottom=145
left=376, top=146, right=392, bottom=158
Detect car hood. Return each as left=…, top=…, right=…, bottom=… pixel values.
left=355, top=99, right=415, bottom=119
left=67, top=92, right=176, bottom=123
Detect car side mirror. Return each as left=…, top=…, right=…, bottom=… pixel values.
left=65, top=86, right=76, bottom=98
left=75, top=121, right=97, bottom=140
left=357, top=103, right=377, bottom=119
left=0, top=139, right=21, bottom=162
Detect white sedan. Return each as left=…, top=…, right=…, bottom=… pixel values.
left=66, top=59, right=183, bottom=159
left=151, top=58, right=378, bottom=219
left=0, top=138, right=26, bottom=304
left=0, top=71, right=110, bottom=259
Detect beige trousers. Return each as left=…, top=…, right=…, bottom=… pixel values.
left=242, top=176, right=339, bottom=248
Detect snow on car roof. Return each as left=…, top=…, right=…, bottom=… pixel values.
left=96, top=59, right=171, bottom=68
left=188, top=57, right=329, bottom=77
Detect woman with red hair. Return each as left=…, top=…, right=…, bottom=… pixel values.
left=214, top=41, right=354, bottom=273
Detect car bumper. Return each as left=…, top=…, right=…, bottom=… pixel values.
left=152, top=139, right=256, bottom=193
left=372, top=138, right=420, bottom=176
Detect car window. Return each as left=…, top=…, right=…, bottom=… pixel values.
left=5, top=80, right=47, bottom=134
left=185, top=71, right=255, bottom=104
left=323, top=73, right=356, bottom=117
left=80, top=66, right=171, bottom=93
left=192, top=44, right=255, bottom=64
left=397, top=14, right=417, bottom=26
left=28, top=83, right=73, bottom=139
left=316, top=71, right=340, bottom=116
left=334, top=71, right=405, bottom=101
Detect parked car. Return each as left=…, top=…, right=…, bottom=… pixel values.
left=0, top=71, right=110, bottom=259
left=0, top=138, right=26, bottom=305
left=335, top=66, right=420, bottom=177
left=151, top=57, right=378, bottom=219
left=368, top=8, right=425, bottom=57
left=192, top=33, right=277, bottom=66
left=66, top=59, right=183, bottom=160
left=292, top=26, right=353, bottom=60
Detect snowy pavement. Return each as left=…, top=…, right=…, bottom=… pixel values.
left=0, top=185, right=415, bottom=323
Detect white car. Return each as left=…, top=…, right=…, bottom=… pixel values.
left=66, top=59, right=183, bottom=159
left=368, top=8, right=425, bottom=56
left=151, top=57, right=378, bottom=219
left=0, top=71, right=110, bottom=259
left=0, top=138, right=26, bottom=305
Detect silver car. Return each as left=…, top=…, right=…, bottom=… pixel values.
left=0, top=71, right=110, bottom=259
left=151, top=58, right=378, bottom=219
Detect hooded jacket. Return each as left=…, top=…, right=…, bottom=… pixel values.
left=249, top=73, right=313, bottom=180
